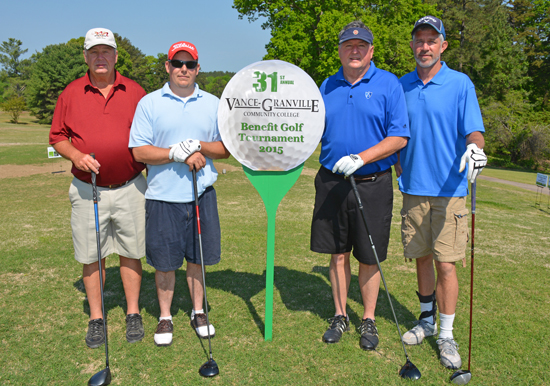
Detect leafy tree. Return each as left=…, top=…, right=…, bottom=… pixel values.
left=1, top=95, right=26, bottom=124
left=142, top=54, right=168, bottom=93
left=0, top=38, right=29, bottom=77
left=437, top=0, right=527, bottom=102
left=482, top=90, right=550, bottom=167
left=196, top=72, right=234, bottom=98
left=509, top=0, right=550, bottom=107
left=114, top=33, right=149, bottom=88
left=233, top=0, right=437, bottom=84
left=26, top=41, right=88, bottom=123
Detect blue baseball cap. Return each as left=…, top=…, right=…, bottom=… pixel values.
left=412, top=16, right=446, bottom=39
left=339, top=28, right=374, bottom=45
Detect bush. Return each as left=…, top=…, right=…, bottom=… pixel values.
left=1, top=95, right=26, bottom=123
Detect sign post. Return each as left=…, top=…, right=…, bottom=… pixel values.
left=218, top=60, right=325, bottom=340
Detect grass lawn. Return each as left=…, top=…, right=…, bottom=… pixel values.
left=0, top=119, right=549, bottom=385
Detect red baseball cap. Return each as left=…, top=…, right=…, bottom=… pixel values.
left=168, top=41, right=198, bottom=60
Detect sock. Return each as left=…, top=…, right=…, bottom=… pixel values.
left=335, top=313, right=349, bottom=321
left=439, top=313, right=455, bottom=339
left=159, top=315, right=172, bottom=322
left=417, top=291, right=437, bottom=325
left=191, top=309, right=204, bottom=319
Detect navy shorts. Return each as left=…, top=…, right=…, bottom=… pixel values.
left=145, top=187, right=221, bottom=271
left=310, top=167, right=393, bottom=265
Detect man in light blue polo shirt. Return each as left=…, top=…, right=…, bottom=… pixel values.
left=129, top=41, right=229, bottom=347
left=310, top=20, right=409, bottom=350
left=397, top=16, right=487, bottom=369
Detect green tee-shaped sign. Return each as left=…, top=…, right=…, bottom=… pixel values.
left=218, top=60, right=325, bottom=340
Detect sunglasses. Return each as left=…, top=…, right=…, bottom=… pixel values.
left=169, top=59, right=198, bottom=69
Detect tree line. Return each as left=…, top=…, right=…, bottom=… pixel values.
left=0, top=34, right=234, bottom=124
left=1, top=0, right=549, bottom=170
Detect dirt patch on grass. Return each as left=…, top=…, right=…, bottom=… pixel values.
left=0, top=160, right=242, bottom=179
left=0, top=160, right=72, bottom=179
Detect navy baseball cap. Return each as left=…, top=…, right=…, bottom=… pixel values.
left=339, top=28, right=374, bottom=45
left=412, top=16, right=446, bottom=39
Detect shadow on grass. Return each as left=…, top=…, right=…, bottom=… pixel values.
left=73, top=266, right=192, bottom=320
left=72, top=263, right=422, bottom=351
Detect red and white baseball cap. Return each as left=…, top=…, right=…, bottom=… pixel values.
left=84, top=28, right=117, bottom=50
left=168, top=41, right=198, bottom=60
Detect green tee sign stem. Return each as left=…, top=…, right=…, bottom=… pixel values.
left=243, top=163, right=304, bottom=341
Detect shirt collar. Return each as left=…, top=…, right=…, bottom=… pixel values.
left=84, top=70, right=124, bottom=91
left=336, top=61, right=377, bottom=84
left=162, top=82, right=201, bottom=100
left=411, top=61, right=449, bottom=85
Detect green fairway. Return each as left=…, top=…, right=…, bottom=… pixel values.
left=0, top=120, right=549, bottom=385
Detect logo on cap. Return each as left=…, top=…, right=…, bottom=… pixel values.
left=353, top=30, right=359, bottom=35
left=171, top=42, right=195, bottom=53
left=418, top=16, right=438, bottom=24
left=94, top=31, right=110, bottom=39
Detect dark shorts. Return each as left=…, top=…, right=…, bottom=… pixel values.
left=310, top=167, right=393, bottom=265
left=145, top=187, right=221, bottom=271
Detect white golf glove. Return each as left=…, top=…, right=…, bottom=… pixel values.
left=169, top=139, right=201, bottom=163
left=459, top=143, right=487, bottom=183
left=333, top=154, right=364, bottom=177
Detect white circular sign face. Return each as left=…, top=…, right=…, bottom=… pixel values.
left=218, top=60, right=325, bottom=171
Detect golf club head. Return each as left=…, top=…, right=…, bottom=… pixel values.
left=88, top=367, right=111, bottom=386
left=451, top=370, right=472, bottom=385
left=399, top=359, right=421, bottom=380
left=199, top=358, right=219, bottom=378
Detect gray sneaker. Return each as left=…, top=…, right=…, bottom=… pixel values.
left=437, top=338, right=462, bottom=369
left=402, top=320, right=437, bottom=345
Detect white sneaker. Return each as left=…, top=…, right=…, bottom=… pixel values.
left=191, top=313, right=215, bottom=339
left=154, top=319, right=173, bottom=347
left=437, top=338, right=462, bottom=369
left=402, top=320, right=437, bottom=345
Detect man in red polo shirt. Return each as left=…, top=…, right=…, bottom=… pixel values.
left=49, top=28, right=147, bottom=349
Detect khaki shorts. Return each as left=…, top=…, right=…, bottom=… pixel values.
left=400, top=193, right=469, bottom=263
left=69, top=174, right=146, bottom=264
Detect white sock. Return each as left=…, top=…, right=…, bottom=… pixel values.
left=439, top=313, right=455, bottom=339
left=191, top=309, right=204, bottom=319
left=159, top=315, right=172, bottom=322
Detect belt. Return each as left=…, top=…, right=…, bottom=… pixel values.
left=344, top=168, right=391, bottom=182
left=89, top=172, right=141, bottom=189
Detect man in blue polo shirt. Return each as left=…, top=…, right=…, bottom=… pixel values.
left=397, top=16, right=487, bottom=369
left=310, top=20, right=410, bottom=350
left=129, top=41, right=230, bottom=347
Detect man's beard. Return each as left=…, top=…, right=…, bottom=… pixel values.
left=415, top=53, right=440, bottom=69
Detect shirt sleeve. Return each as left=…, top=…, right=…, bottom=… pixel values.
left=459, top=81, right=485, bottom=137
left=129, top=98, right=154, bottom=148
left=386, top=82, right=411, bottom=138
left=49, top=94, right=69, bottom=145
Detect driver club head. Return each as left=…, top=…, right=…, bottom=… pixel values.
left=88, top=367, right=111, bottom=386
left=399, top=359, right=421, bottom=380
left=451, top=369, right=472, bottom=385
left=199, top=358, right=219, bottom=378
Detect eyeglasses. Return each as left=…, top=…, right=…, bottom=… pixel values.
left=169, top=59, right=198, bottom=69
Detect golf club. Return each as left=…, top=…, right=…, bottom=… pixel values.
left=349, top=175, right=421, bottom=381
left=192, top=168, right=219, bottom=378
left=450, top=181, right=477, bottom=385
left=88, top=153, right=111, bottom=386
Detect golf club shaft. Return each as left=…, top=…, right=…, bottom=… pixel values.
left=349, top=175, right=411, bottom=361
left=192, top=168, right=214, bottom=360
left=467, top=181, right=476, bottom=371
left=91, top=153, right=109, bottom=368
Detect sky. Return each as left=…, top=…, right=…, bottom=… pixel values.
left=0, top=0, right=271, bottom=73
